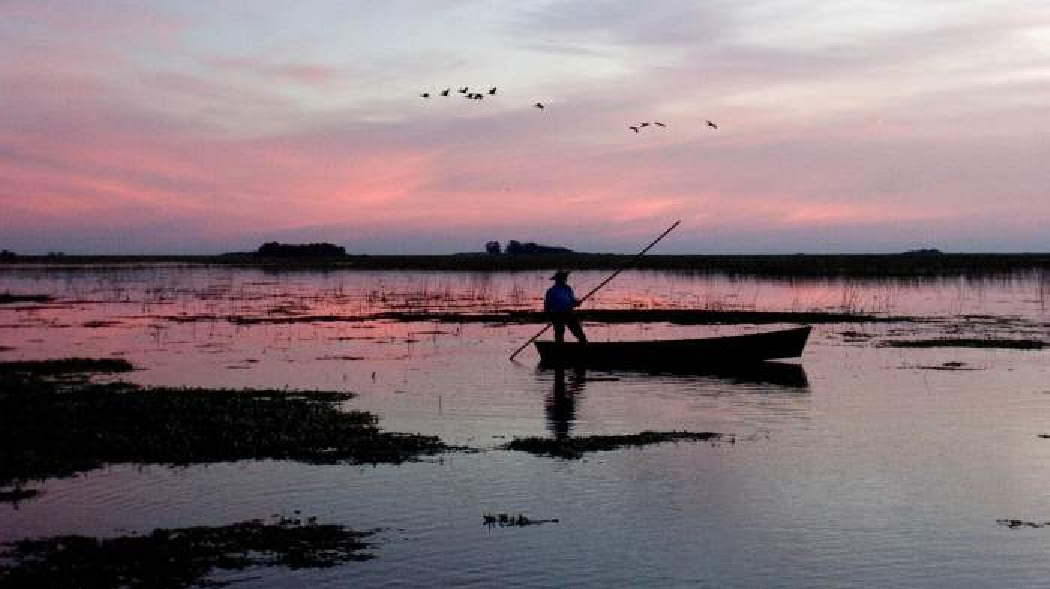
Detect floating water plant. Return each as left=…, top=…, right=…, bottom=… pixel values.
left=147, top=308, right=886, bottom=327
left=371, top=309, right=887, bottom=325
left=913, top=361, right=979, bottom=371
left=0, top=516, right=374, bottom=589
left=997, top=519, right=1050, bottom=529
left=482, top=513, right=559, bottom=528
left=0, top=293, right=54, bottom=304
left=502, top=430, right=728, bottom=459
left=0, top=365, right=447, bottom=486
left=879, top=338, right=1044, bottom=350
left=0, top=488, right=40, bottom=504
left=0, top=358, right=134, bottom=377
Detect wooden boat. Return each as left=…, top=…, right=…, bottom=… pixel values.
left=535, top=325, right=812, bottom=368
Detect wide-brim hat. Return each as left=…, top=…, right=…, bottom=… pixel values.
left=550, top=270, right=570, bottom=280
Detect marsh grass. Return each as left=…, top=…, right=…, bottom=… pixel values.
left=0, top=516, right=375, bottom=589
left=142, top=308, right=885, bottom=328
left=319, top=309, right=883, bottom=325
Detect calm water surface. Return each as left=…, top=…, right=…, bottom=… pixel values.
left=3, top=266, right=1050, bottom=588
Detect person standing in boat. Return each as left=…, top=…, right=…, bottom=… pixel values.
left=544, top=270, right=587, bottom=344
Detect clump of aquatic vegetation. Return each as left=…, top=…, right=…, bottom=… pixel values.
left=0, top=488, right=39, bottom=504
left=483, top=513, right=559, bottom=528
left=879, top=338, right=1044, bottom=350
left=997, top=519, right=1050, bottom=529
left=0, top=361, right=447, bottom=486
left=0, top=515, right=375, bottom=589
left=201, top=308, right=887, bottom=327
left=912, top=361, right=978, bottom=371
left=0, top=293, right=54, bottom=304
left=0, top=357, right=134, bottom=377
left=502, top=430, right=728, bottom=459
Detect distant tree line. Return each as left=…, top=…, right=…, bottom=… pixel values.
left=0, top=249, right=15, bottom=259
left=256, top=242, right=347, bottom=258
left=484, top=240, right=573, bottom=255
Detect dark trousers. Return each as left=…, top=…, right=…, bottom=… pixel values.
left=550, top=312, right=587, bottom=343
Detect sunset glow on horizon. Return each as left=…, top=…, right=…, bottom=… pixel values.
left=3, top=0, right=1049, bottom=255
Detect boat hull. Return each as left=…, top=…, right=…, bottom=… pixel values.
left=535, top=325, right=812, bottom=368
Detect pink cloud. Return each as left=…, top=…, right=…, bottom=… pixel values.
left=209, top=56, right=345, bottom=86
left=4, top=2, right=1050, bottom=255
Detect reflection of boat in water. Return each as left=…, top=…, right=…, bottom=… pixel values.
left=535, top=326, right=812, bottom=369
left=546, top=367, right=586, bottom=439
left=611, top=361, right=809, bottom=389
left=542, top=361, right=809, bottom=389
left=540, top=361, right=808, bottom=440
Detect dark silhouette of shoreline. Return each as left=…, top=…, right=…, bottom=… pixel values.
left=4, top=253, right=1050, bottom=277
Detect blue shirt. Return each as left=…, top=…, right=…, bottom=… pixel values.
left=544, top=283, right=577, bottom=313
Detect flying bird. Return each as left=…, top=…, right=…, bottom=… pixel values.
left=628, top=125, right=640, bottom=133
left=488, top=86, right=497, bottom=95
left=654, top=122, right=666, bottom=127
left=420, top=92, right=430, bottom=98
left=706, top=120, right=718, bottom=129
left=639, top=122, right=650, bottom=127
left=440, top=88, right=450, bottom=96
left=534, top=102, right=545, bottom=109
left=458, top=86, right=469, bottom=93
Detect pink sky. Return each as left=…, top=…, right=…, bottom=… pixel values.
left=3, top=0, right=1049, bottom=254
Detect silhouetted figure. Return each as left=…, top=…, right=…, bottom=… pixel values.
left=639, top=122, right=650, bottom=127
left=441, top=88, right=450, bottom=96
left=706, top=120, right=718, bottom=129
left=629, top=125, right=640, bottom=133
left=654, top=122, right=666, bottom=127
left=546, top=367, right=586, bottom=439
left=421, top=92, right=430, bottom=98
left=544, top=270, right=587, bottom=344
left=534, top=102, right=545, bottom=109
left=458, top=86, right=469, bottom=93
left=488, top=86, right=498, bottom=95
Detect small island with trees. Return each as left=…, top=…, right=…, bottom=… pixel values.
left=254, top=242, right=347, bottom=258
left=484, top=240, right=573, bottom=255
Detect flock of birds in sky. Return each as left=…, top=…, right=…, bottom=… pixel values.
left=420, top=85, right=719, bottom=131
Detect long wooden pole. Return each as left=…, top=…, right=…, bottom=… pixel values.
left=508, top=220, right=681, bottom=361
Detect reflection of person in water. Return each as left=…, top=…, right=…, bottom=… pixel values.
left=544, top=270, right=587, bottom=344
left=546, top=367, right=586, bottom=439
